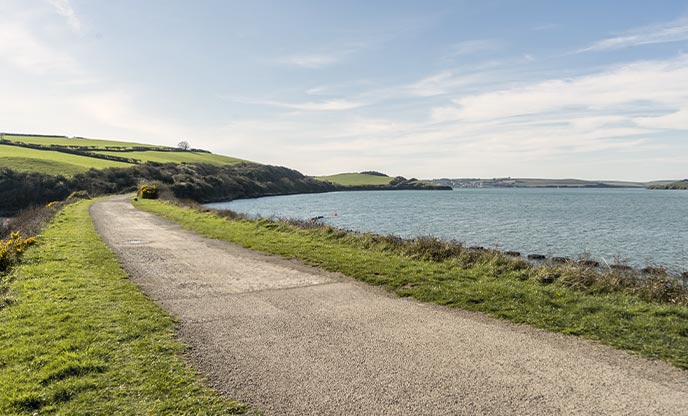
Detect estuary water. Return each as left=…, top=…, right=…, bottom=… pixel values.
left=207, top=188, right=688, bottom=272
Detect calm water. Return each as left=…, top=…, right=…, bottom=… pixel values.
left=207, top=188, right=688, bottom=272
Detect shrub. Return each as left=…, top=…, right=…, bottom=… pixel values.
left=0, top=232, right=37, bottom=273
left=359, top=171, right=388, bottom=177
left=137, top=184, right=159, bottom=199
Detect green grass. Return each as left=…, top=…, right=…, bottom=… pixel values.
left=94, top=150, right=249, bottom=166
left=1, top=134, right=252, bottom=176
left=134, top=199, right=688, bottom=370
left=2, top=134, right=162, bottom=149
left=0, top=200, right=246, bottom=415
left=316, top=172, right=394, bottom=186
left=0, top=144, right=133, bottom=175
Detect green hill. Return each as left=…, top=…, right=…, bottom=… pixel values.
left=0, top=134, right=249, bottom=176
left=1, top=134, right=160, bottom=149
left=315, top=172, right=394, bottom=186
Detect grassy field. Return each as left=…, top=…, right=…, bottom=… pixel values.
left=134, top=199, right=688, bottom=370
left=94, top=150, right=248, bottom=166
left=0, top=144, right=133, bottom=175
left=0, top=134, right=252, bottom=176
left=1, top=134, right=163, bottom=149
left=316, top=172, right=394, bottom=186
left=0, top=200, right=246, bottom=415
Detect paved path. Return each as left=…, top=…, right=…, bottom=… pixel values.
left=91, top=195, right=688, bottom=415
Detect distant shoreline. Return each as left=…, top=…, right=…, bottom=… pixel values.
left=429, top=177, right=678, bottom=189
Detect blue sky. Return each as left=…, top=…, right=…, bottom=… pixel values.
left=1, top=0, right=687, bottom=180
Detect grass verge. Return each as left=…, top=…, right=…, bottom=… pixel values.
left=134, top=198, right=688, bottom=370
left=0, top=199, right=246, bottom=415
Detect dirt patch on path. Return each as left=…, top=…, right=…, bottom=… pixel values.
left=91, top=195, right=688, bottom=415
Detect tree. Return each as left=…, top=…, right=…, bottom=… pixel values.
left=177, top=140, right=190, bottom=151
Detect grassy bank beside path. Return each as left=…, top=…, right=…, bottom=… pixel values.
left=0, top=199, right=246, bottom=415
left=134, top=199, right=688, bottom=370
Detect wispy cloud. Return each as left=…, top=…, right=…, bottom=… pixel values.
left=444, top=39, right=501, bottom=58
left=433, top=55, right=688, bottom=125
left=401, top=58, right=533, bottom=98
left=404, top=71, right=486, bottom=97
left=48, top=0, right=81, bottom=33
left=578, top=17, right=688, bottom=52
left=278, top=46, right=362, bottom=69
left=278, top=53, right=342, bottom=68
left=238, top=98, right=366, bottom=111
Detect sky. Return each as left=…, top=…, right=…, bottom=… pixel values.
left=1, top=0, right=687, bottom=181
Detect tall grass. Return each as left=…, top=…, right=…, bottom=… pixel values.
left=209, top=207, right=688, bottom=306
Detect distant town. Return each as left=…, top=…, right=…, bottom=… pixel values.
left=428, top=177, right=673, bottom=188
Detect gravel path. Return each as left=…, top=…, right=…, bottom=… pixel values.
left=91, top=195, right=688, bottom=415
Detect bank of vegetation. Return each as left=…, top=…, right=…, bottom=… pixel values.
left=648, top=179, right=688, bottom=190
left=0, top=162, right=338, bottom=215
left=316, top=171, right=451, bottom=190
left=134, top=198, right=688, bottom=370
left=1, top=163, right=451, bottom=215
left=0, top=199, right=246, bottom=414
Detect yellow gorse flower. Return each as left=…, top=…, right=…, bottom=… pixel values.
left=0, top=232, right=37, bottom=272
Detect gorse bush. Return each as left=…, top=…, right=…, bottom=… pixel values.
left=0, top=232, right=37, bottom=273
left=138, top=184, right=159, bottom=199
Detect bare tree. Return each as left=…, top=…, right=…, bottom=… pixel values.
left=177, top=140, right=190, bottom=151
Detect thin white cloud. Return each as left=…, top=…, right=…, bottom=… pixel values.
left=578, top=17, right=688, bottom=52
left=278, top=46, right=361, bottom=69
left=279, top=53, right=341, bottom=68
left=636, top=107, right=688, bottom=130
left=434, top=55, right=688, bottom=124
left=444, top=39, right=501, bottom=58
left=405, top=71, right=487, bottom=97
left=305, top=85, right=332, bottom=95
left=48, top=0, right=81, bottom=33
left=237, top=98, right=366, bottom=111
